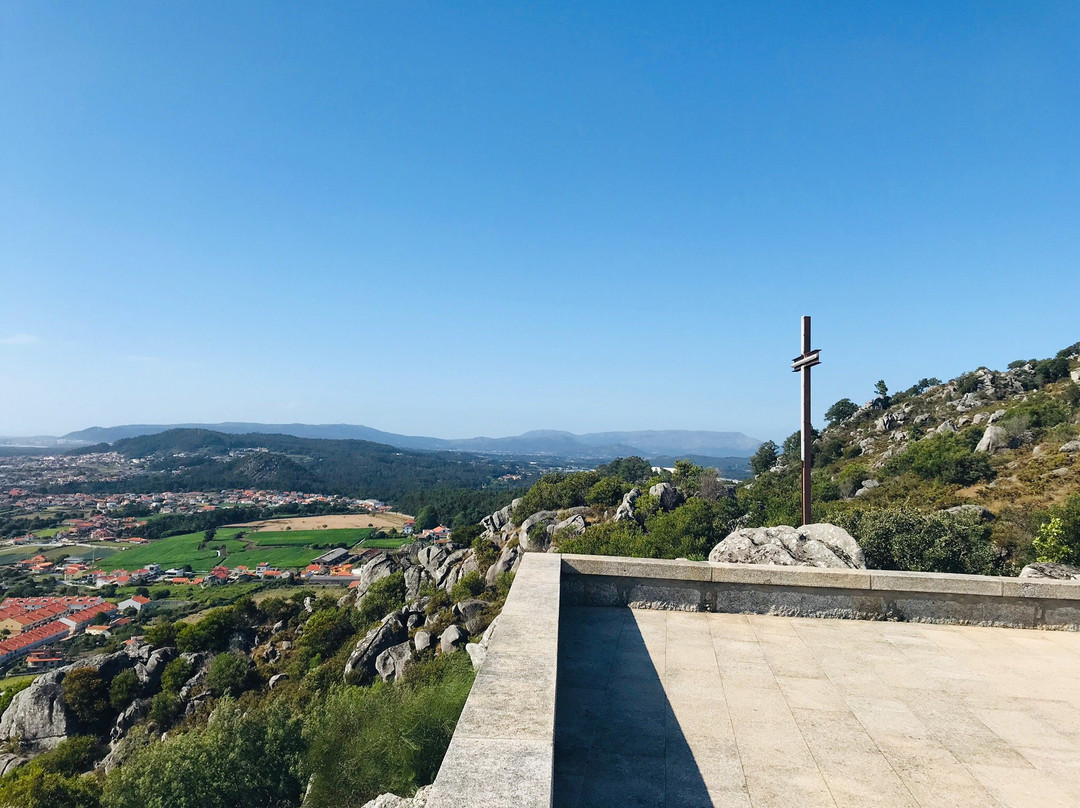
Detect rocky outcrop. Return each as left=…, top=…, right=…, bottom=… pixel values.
left=613, top=489, right=640, bottom=522
left=485, top=542, right=522, bottom=585
left=375, top=641, right=414, bottom=683
left=344, top=612, right=408, bottom=681
left=414, top=630, right=434, bottom=653
left=1060, top=440, right=1080, bottom=454
left=440, top=625, right=467, bottom=654
left=453, top=599, right=489, bottom=634
left=649, top=482, right=680, bottom=511
left=709, top=524, right=866, bottom=569
left=944, top=504, right=994, bottom=521
left=1019, top=562, right=1080, bottom=580
left=519, top=511, right=559, bottom=551
left=360, top=785, right=432, bottom=808
left=550, top=514, right=587, bottom=538
left=975, top=425, right=1009, bottom=453
left=0, top=645, right=151, bottom=753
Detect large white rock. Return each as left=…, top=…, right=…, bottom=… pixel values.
left=975, top=424, right=1009, bottom=453
left=708, top=523, right=866, bottom=569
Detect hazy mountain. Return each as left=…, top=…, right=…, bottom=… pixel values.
left=50, top=423, right=763, bottom=459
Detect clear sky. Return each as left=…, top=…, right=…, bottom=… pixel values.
left=1, top=1, right=1077, bottom=442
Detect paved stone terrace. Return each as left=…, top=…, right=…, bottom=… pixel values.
left=554, top=606, right=1080, bottom=808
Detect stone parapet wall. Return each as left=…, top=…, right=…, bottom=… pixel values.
left=559, top=555, right=1080, bottom=630
left=425, top=552, right=561, bottom=808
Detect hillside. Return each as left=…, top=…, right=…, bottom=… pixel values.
left=46, top=423, right=763, bottom=462
left=57, top=429, right=533, bottom=503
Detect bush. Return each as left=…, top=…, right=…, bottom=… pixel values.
left=147, top=691, right=180, bottom=729
left=1033, top=494, right=1080, bottom=565
left=298, top=608, right=354, bottom=659
left=206, top=653, right=254, bottom=698
left=1003, top=396, right=1072, bottom=432
left=176, top=608, right=238, bottom=654
left=469, top=537, right=499, bottom=575
left=303, top=653, right=474, bottom=807
left=62, top=668, right=108, bottom=726
left=109, top=670, right=139, bottom=711
left=586, top=476, right=629, bottom=507
left=32, top=736, right=100, bottom=777
left=884, top=432, right=994, bottom=486
left=834, top=508, right=996, bottom=575
left=143, top=621, right=177, bottom=650
left=955, top=373, right=980, bottom=394
left=355, top=572, right=406, bottom=628
left=594, top=457, right=653, bottom=484
left=103, top=700, right=305, bottom=808
left=0, top=768, right=101, bottom=808
left=449, top=571, right=486, bottom=603
left=160, top=657, right=194, bottom=694
left=824, top=399, right=858, bottom=425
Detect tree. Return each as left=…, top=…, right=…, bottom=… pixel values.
left=62, top=668, right=108, bottom=725
left=1033, top=517, right=1069, bottom=564
left=586, top=476, right=628, bottom=507
left=824, top=398, right=858, bottom=425
left=206, top=652, right=253, bottom=697
left=109, top=670, right=139, bottom=711
left=748, top=441, right=778, bottom=476
left=160, top=657, right=194, bottom=694
left=874, top=380, right=889, bottom=398
left=415, top=506, right=439, bottom=532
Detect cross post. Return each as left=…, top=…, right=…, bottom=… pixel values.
left=791, top=316, right=821, bottom=526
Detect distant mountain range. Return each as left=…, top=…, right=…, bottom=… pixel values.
left=0, top=422, right=762, bottom=461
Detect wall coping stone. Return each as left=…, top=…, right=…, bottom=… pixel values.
left=560, top=554, right=1080, bottom=602
left=426, top=552, right=560, bottom=808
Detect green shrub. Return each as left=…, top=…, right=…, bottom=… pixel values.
left=62, top=668, right=108, bottom=726
left=160, top=658, right=194, bottom=695
left=1003, top=395, right=1072, bottom=432
left=298, top=608, right=353, bottom=659
left=834, top=507, right=996, bottom=575
left=147, top=691, right=180, bottom=729
left=0, top=768, right=101, bottom=808
left=176, top=608, right=238, bottom=654
left=955, top=373, right=980, bottom=394
left=355, top=572, right=406, bottom=628
left=586, top=476, right=629, bottom=507
left=303, top=653, right=474, bottom=807
left=32, top=736, right=100, bottom=777
left=103, top=700, right=305, bottom=808
left=884, top=432, right=994, bottom=486
left=469, top=537, right=499, bottom=575
left=108, top=670, right=139, bottom=711
left=206, top=653, right=254, bottom=698
left=449, top=571, right=486, bottom=603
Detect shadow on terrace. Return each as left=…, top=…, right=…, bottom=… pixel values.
left=554, top=605, right=717, bottom=808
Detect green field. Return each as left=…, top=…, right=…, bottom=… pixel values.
left=222, top=545, right=326, bottom=569
left=250, top=528, right=372, bottom=547
left=356, top=536, right=413, bottom=550
left=105, top=527, right=330, bottom=571
left=32, top=527, right=70, bottom=539
left=107, top=530, right=244, bottom=571
left=0, top=545, right=119, bottom=567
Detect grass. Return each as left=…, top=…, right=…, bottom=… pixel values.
left=0, top=545, right=119, bottom=566
left=250, top=528, right=372, bottom=547
left=356, top=536, right=413, bottom=550
left=32, top=527, right=70, bottom=539
left=113, top=581, right=269, bottom=605
left=223, top=545, right=326, bottom=569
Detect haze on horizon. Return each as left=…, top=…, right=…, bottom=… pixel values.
left=1, top=2, right=1077, bottom=443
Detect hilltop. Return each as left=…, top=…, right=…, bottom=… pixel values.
left=1, top=423, right=762, bottom=466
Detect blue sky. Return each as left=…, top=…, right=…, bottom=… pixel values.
left=1, top=1, right=1077, bottom=442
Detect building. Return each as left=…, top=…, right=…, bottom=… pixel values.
left=117, top=595, right=152, bottom=613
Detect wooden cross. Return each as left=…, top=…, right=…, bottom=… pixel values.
left=791, top=316, right=821, bottom=526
